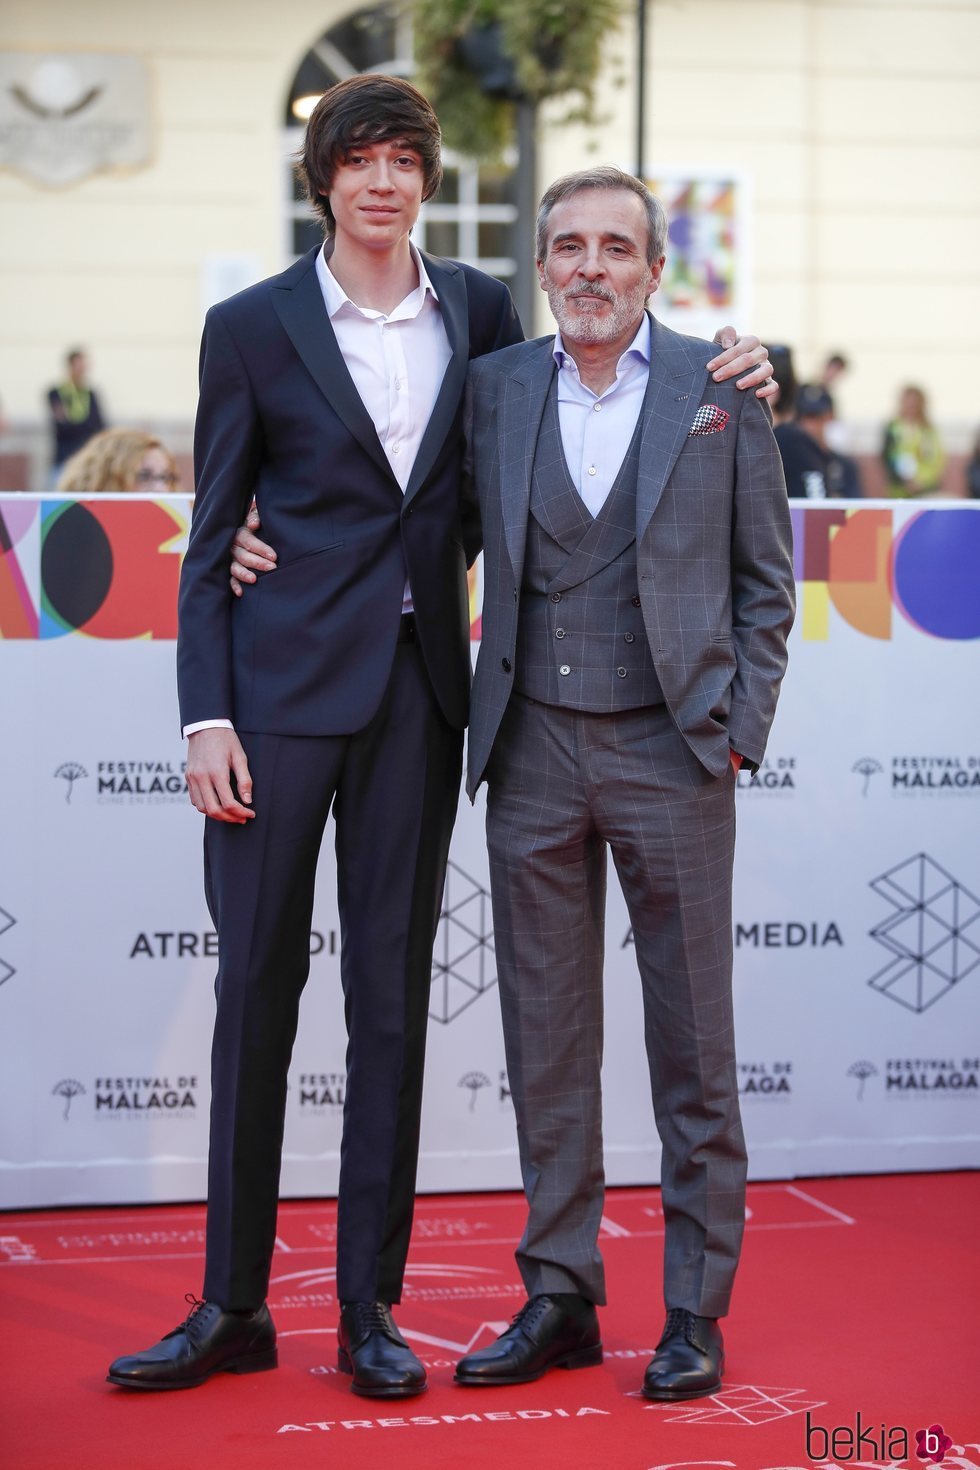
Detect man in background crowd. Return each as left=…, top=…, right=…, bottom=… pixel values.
left=775, top=381, right=859, bottom=499
left=46, top=347, right=106, bottom=474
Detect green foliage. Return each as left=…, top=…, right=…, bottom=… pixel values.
left=413, top=0, right=626, bottom=159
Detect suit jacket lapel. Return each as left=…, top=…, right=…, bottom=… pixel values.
left=636, top=314, right=711, bottom=539
left=404, top=254, right=469, bottom=505
left=270, top=249, right=394, bottom=482
left=500, top=339, right=556, bottom=579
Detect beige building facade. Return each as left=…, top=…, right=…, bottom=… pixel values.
left=1, top=0, right=978, bottom=486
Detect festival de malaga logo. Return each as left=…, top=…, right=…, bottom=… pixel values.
left=852, top=754, right=980, bottom=797
left=51, top=1074, right=199, bottom=1119
left=55, top=756, right=188, bottom=806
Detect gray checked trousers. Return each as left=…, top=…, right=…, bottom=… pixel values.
left=485, top=695, right=746, bottom=1317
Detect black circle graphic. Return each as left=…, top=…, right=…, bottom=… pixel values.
left=41, top=503, right=113, bottom=631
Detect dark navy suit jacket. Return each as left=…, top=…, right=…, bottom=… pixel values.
left=177, top=246, right=521, bottom=736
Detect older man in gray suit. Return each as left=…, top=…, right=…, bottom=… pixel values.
left=453, top=167, right=795, bottom=1401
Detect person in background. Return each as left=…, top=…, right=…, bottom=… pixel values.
left=966, top=427, right=980, bottom=500
left=47, top=348, right=106, bottom=473
left=767, top=344, right=797, bottom=427
left=883, top=385, right=945, bottom=497
left=820, top=351, right=849, bottom=397
left=774, top=382, right=856, bottom=499
left=817, top=350, right=859, bottom=482
left=56, top=428, right=179, bottom=494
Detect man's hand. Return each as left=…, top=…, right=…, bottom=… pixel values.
left=230, top=500, right=277, bottom=598
left=186, top=728, right=255, bottom=822
left=707, top=330, right=776, bottom=400
left=730, top=750, right=744, bottom=777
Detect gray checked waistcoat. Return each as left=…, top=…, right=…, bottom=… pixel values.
left=514, top=382, right=665, bottom=711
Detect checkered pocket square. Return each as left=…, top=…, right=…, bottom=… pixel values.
left=689, top=404, right=730, bottom=436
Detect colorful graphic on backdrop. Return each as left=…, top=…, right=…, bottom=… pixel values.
left=0, top=498, right=186, bottom=640
left=2, top=500, right=978, bottom=643
left=791, top=507, right=980, bottom=641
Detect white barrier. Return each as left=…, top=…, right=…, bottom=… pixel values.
left=1, top=496, right=977, bottom=1208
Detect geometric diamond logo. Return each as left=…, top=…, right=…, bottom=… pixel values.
left=868, top=853, right=980, bottom=1013
left=648, top=1382, right=828, bottom=1426
left=429, top=861, right=496, bottom=1025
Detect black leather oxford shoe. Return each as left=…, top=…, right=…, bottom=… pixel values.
left=337, top=1301, right=426, bottom=1398
left=642, top=1308, right=724, bottom=1400
left=107, top=1296, right=277, bottom=1389
left=454, top=1294, right=602, bottom=1386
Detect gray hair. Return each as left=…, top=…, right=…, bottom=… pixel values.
left=535, top=166, right=668, bottom=266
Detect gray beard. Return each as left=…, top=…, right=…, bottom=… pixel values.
left=547, top=282, right=649, bottom=346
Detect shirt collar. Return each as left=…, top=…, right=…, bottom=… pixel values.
left=316, top=242, right=439, bottom=321
left=552, top=311, right=652, bottom=373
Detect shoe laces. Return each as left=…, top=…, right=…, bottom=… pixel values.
left=511, top=1297, right=551, bottom=1335
left=178, top=1293, right=210, bottom=1344
left=344, top=1301, right=396, bottom=1340
left=661, top=1307, right=694, bottom=1344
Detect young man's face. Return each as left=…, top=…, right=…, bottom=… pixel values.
left=326, top=139, right=425, bottom=253
left=537, top=187, right=664, bottom=348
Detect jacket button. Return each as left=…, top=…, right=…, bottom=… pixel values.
left=617, top=667, right=627, bottom=677
left=559, top=664, right=571, bottom=676
left=624, top=632, right=635, bottom=643
left=501, top=657, right=512, bottom=673
left=551, top=592, right=561, bottom=603
left=631, top=595, right=641, bottom=607
left=555, top=628, right=565, bottom=639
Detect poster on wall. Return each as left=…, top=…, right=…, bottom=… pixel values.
left=0, top=497, right=977, bottom=1209
left=643, top=169, right=751, bottom=344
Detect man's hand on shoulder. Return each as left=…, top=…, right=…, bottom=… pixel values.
left=707, top=330, right=776, bottom=400
left=230, top=500, right=277, bottom=598
left=186, top=728, right=255, bottom=823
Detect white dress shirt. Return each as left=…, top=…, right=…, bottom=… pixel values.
left=552, top=314, right=651, bottom=517
left=184, top=244, right=452, bottom=737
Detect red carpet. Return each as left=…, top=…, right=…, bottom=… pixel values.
left=2, top=1175, right=978, bottom=1469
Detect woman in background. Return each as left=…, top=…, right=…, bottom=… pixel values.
left=882, top=385, right=945, bottom=497
left=57, top=428, right=180, bottom=494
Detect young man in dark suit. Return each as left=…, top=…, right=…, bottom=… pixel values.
left=107, top=74, right=520, bottom=1401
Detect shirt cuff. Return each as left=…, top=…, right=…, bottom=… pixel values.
left=183, top=719, right=234, bottom=738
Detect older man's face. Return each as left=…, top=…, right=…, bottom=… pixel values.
left=536, top=187, right=664, bottom=348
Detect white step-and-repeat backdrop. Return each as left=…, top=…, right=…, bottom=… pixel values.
left=1, top=496, right=977, bottom=1209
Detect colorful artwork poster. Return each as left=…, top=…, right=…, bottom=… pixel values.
left=646, top=173, right=740, bottom=314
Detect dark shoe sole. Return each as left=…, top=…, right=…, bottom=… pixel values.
left=337, top=1348, right=427, bottom=1398
left=106, top=1347, right=278, bottom=1390
left=454, top=1342, right=604, bottom=1386
left=641, top=1376, right=722, bottom=1402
